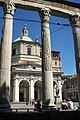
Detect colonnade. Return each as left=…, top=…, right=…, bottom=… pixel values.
left=0, top=2, right=80, bottom=111
left=12, top=78, right=41, bottom=103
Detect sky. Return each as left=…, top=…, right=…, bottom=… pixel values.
left=0, top=0, right=80, bottom=75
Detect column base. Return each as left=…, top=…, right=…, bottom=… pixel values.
left=42, top=105, right=58, bottom=111
left=56, top=97, right=61, bottom=104
left=48, top=103, right=55, bottom=107
left=42, top=99, right=58, bottom=111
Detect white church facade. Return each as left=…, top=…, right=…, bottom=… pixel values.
left=10, top=25, right=63, bottom=104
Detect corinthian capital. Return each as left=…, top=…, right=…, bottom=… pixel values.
left=70, top=15, right=80, bottom=27
left=3, top=3, right=16, bottom=16
left=39, top=8, right=51, bottom=23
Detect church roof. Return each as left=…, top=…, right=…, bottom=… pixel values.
left=14, top=36, right=33, bottom=42
left=14, top=25, right=34, bottom=42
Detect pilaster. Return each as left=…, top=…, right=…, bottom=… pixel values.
left=13, top=79, right=19, bottom=102
left=29, top=79, right=34, bottom=104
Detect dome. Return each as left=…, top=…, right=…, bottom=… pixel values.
left=14, top=25, right=34, bottom=42
left=14, top=36, right=33, bottom=42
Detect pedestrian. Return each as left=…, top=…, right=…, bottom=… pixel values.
left=61, top=99, right=68, bottom=110
left=34, top=100, right=37, bottom=108
left=67, top=98, right=74, bottom=110
left=34, top=100, right=41, bottom=112
left=74, top=105, right=78, bottom=110
left=32, top=99, right=35, bottom=105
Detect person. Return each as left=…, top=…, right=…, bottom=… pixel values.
left=34, top=100, right=41, bottom=112
left=44, top=99, right=50, bottom=106
left=74, top=105, right=78, bottom=110
left=67, top=98, right=74, bottom=110
left=32, top=99, right=35, bottom=105
left=34, top=100, right=37, bottom=108
left=61, top=99, right=68, bottom=110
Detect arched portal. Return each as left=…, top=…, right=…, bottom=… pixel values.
left=34, top=81, right=42, bottom=101
left=19, top=80, right=29, bottom=102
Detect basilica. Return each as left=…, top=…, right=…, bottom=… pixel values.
left=10, top=25, right=63, bottom=104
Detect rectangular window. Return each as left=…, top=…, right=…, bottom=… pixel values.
left=55, top=62, right=57, bottom=65
left=27, top=47, right=31, bottom=55
left=53, top=53, right=58, bottom=58
left=12, top=49, right=16, bottom=56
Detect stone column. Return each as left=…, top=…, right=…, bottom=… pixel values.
left=39, top=8, right=54, bottom=106
left=13, top=79, right=19, bottom=102
left=69, top=15, right=80, bottom=107
left=0, top=3, right=15, bottom=111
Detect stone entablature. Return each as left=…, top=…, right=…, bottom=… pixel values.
left=0, top=0, right=80, bottom=18
left=1, top=0, right=79, bottom=18
left=12, top=72, right=42, bottom=83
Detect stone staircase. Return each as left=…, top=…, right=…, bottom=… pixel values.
left=10, top=102, right=34, bottom=108
left=10, top=102, right=27, bottom=108
left=10, top=102, right=34, bottom=112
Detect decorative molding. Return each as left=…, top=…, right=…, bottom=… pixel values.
left=39, top=8, right=51, bottom=23
left=70, top=15, right=80, bottom=27
left=3, top=3, right=16, bottom=16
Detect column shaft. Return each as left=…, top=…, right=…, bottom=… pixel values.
left=69, top=15, right=80, bottom=107
left=39, top=8, right=54, bottom=105
left=0, top=3, right=15, bottom=111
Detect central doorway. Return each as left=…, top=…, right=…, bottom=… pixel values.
left=19, top=93, right=24, bottom=101
left=19, top=80, right=29, bottom=102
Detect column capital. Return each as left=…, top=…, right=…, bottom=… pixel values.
left=3, top=2, right=16, bottom=16
left=70, top=15, right=80, bottom=27
left=39, top=8, right=51, bottom=23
